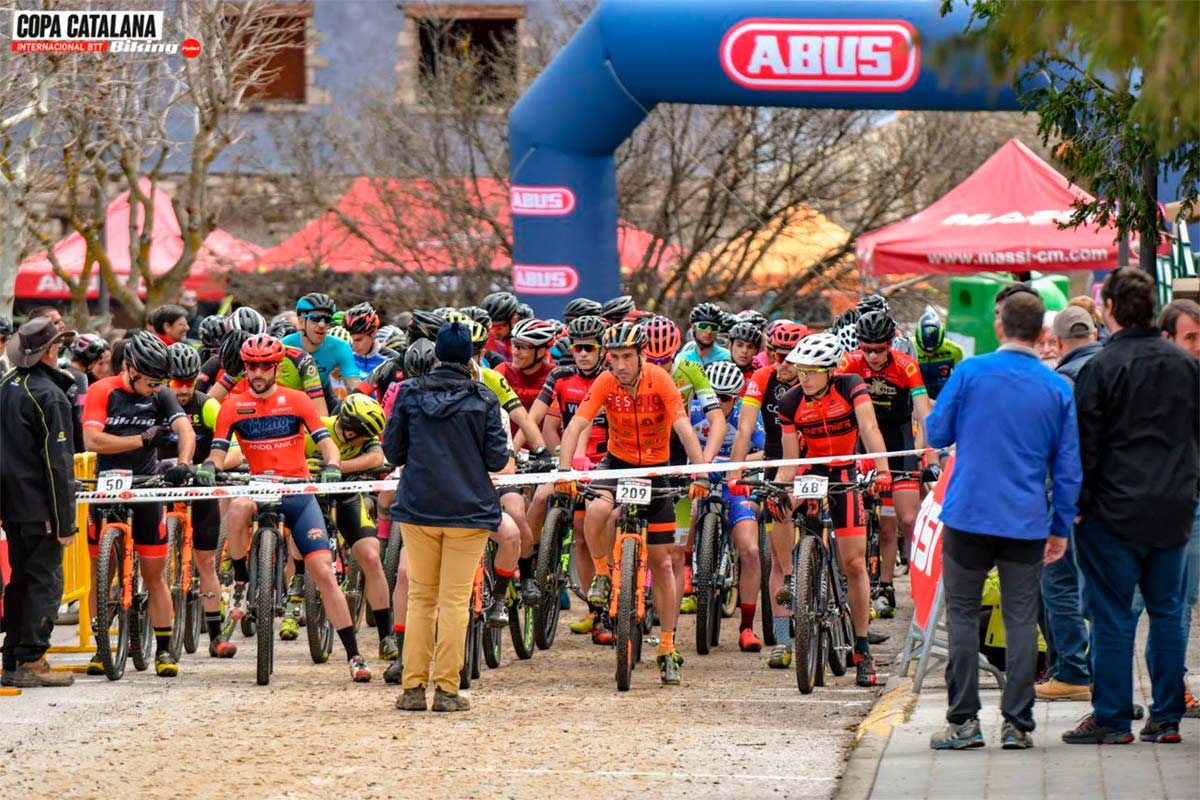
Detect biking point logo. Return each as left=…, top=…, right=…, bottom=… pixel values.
left=10, top=10, right=201, bottom=57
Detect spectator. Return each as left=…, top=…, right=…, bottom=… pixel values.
left=925, top=290, right=1080, bottom=751
left=149, top=304, right=190, bottom=344
left=1068, top=294, right=1109, bottom=343
left=1036, top=312, right=1061, bottom=368
left=0, top=317, right=79, bottom=688
left=1035, top=305, right=1102, bottom=702
left=1065, top=268, right=1200, bottom=745
left=1160, top=298, right=1200, bottom=359
left=0, top=314, right=12, bottom=374
left=27, top=306, right=67, bottom=336
left=382, top=321, right=512, bottom=713
left=179, top=288, right=202, bottom=340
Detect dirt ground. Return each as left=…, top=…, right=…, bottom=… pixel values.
left=0, top=580, right=912, bottom=800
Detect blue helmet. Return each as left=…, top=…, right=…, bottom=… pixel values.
left=917, top=311, right=945, bottom=352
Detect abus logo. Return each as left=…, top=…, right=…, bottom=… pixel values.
left=720, top=19, right=919, bottom=92
left=513, top=265, right=580, bottom=295
left=511, top=186, right=576, bottom=217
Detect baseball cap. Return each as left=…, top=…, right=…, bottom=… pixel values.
left=1052, top=306, right=1096, bottom=339
left=6, top=316, right=77, bottom=368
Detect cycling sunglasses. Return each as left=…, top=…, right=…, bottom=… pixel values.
left=861, top=344, right=890, bottom=355
left=169, top=378, right=197, bottom=389
left=303, top=313, right=333, bottom=324
left=770, top=349, right=788, bottom=364
left=795, top=367, right=830, bottom=376
left=243, top=361, right=278, bottom=373
left=572, top=342, right=599, bottom=353
left=693, top=322, right=721, bottom=333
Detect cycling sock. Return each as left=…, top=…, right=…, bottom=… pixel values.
left=494, top=567, right=515, bottom=599
left=373, top=609, right=393, bottom=641
left=855, top=636, right=870, bottom=655
left=205, top=612, right=222, bottom=642
left=293, top=558, right=306, bottom=578
left=592, top=557, right=611, bottom=578
left=773, top=615, right=792, bottom=646
left=739, top=603, right=756, bottom=631
left=518, top=557, right=534, bottom=581
left=337, top=626, right=359, bottom=660
left=377, top=518, right=391, bottom=541
left=155, top=627, right=172, bottom=655
left=659, top=631, right=675, bottom=655
left=393, top=622, right=406, bottom=635
left=683, top=563, right=693, bottom=595
left=232, top=557, right=249, bottom=583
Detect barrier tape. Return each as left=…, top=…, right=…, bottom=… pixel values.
left=73, top=447, right=936, bottom=505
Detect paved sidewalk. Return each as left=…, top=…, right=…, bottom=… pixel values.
left=842, top=622, right=1200, bottom=800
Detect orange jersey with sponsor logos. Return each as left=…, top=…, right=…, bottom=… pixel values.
left=212, top=386, right=330, bottom=478
left=574, top=363, right=686, bottom=465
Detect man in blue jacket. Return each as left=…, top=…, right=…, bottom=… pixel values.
left=383, top=321, right=512, bottom=713
left=925, top=289, right=1081, bottom=751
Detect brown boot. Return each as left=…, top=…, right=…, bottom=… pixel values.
left=431, top=687, right=471, bottom=712
left=3, top=658, right=75, bottom=688
left=1035, top=677, right=1090, bottom=701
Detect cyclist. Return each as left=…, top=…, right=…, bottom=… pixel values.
left=857, top=295, right=917, bottom=359
left=554, top=322, right=710, bottom=686
left=159, top=343, right=236, bottom=658
left=195, top=315, right=230, bottom=393
left=344, top=302, right=399, bottom=379
left=693, top=360, right=766, bottom=652
left=773, top=332, right=891, bottom=687
left=483, top=291, right=520, bottom=363
left=563, top=297, right=603, bottom=324
left=915, top=310, right=963, bottom=402
left=281, top=293, right=361, bottom=404
left=200, top=333, right=372, bottom=682
left=727, top=321, right=764, bottom=384
left=209, top=328, right=328, bottom=417
left=733, top=320, right=806, bottom=668
left=839, top=310, right=932, bottom=619
left=67, top=334, right=112, bottom=386
left=677, top=303, right=731, bottom=366
left=600, top=295, right=635, bottom=325
left=82, top=331, right=197, bottom=677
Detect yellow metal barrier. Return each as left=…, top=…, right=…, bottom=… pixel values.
left=48, top=452, right=95, bottom=654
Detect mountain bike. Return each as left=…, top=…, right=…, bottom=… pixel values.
left=692, top=478, right=734, bottom=655
left=533, top=490, right=580, bottom=650
left=164, top=498, right=203, bottom=658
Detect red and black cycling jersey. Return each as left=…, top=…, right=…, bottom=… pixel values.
left=196, top=354, right=221, bottom=393
left=82, top=375, right=186, bottom=475
left=741, top=365, right=799, bottom=459
left=157, top=390, right=213, bottom=464
left=212, top=386, right=330, bottom=479
left=537, top=365, right=608, bottom=461
left=838, top=349, right=927, bottom=430
left=495, top=359, right=553, bottom=412
left=776, top=374, right=872, bottom=463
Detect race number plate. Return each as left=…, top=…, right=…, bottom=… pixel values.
left=616, top=478, right=652, bottom=506
left=792, top=475, right=829, bottom=499
left=97, top=470, right=133, bottom=493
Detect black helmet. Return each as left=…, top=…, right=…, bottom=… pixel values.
left=563, top=297, right=603, bottom=322
left=857, top=294, right=890, bottom=316
left=198, top=315, right=230, bottom=349
left=168, top=342, right=202, bottom=380
left=727, top=321, right=763, bottom=346
left=917, top=310, right=946, bottom=352
left=567, top=315, right=607, bottom=342
left=856, top=310, right=896, bottom=344
left=720, top=310, right=740, bottom=332
left=404, top=338, right=437, bottom=378
left=219, top=329, right=251, bottom=378
left=600, top=295, right=635, bottom=322
left=834, top=308, right=861, bottom=331
left=296, top=292, right=337, bottom=315
left=736, top=309, right=769, bottom=331
left=408, top=309, right=445, bottom=342
left=0, top=314, right=14, bottom=336
left=482, top=291, right=519, bottom=323
left=343, top=302, right=380, bottom=335
left=70, top=333, right=110, bottom=366
left=689, top=302, right=725, bottom=326
left=459, top=305, right=492, bottom=328
left=268, top=317, right=297, bottom=339
left=123, top=331, right=171, bottom=380
left=230, top=306, right=266, bottom=334
left=515, top=302, right=534, bottom=321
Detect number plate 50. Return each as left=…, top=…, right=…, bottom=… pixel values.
left=97, top=470, right=132, bottom=492
left=792, top=475, right=828, bottom=499
left=616, top=478, right=651, bottom=506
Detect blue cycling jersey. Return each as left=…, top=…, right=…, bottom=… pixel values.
left=676, top=341, right=731, bottom=368
left=282, top=333, right=361, bottom=389
left=690, top=397, right=763, bottom=459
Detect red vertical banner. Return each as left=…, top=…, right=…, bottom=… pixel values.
left=909, top=456, right=954, bottom=630
left=0, top=529, right=10, bottom=619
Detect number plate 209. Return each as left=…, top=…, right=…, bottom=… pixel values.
left=616, top=478, right=652, bottom=506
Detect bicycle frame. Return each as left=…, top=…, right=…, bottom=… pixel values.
left=166, top=501, right=194, bottom=595
left=607, top=504, right=649, bottom=624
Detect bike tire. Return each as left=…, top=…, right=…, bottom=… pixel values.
left=165, top=516, right=187, bottom=661
left=793, top=537, right=822, bottom=694
left=383, top=525, right=403, bottom=597
left=509, top=597, right=536, bottom=660
left=694, top=512, right=720, bottom=656
left=827, top=560, right=853, bottom=677
left=482, top=549, right=502, bottom=669
left=129, top=558, right=153, bottom=673
left=533, top=507, right=568, bottom=651
left=255, top=529, right=277, bottom=686
left=304, top=573, right=334, bottom=664
left=459, top=608, right=475, bottom=690
left=241, top=535, right=257, bottom=639
left=758, top=519, right=776, bottom=646
left=614, top=537, right=639, bottom=692
left=721, top=550, right=739, bottom=619
left=866, top=511, right=882, bottom=591
left=183, top=580, right=202, bottom=655
left=94, top=528, right=128, bottom=681
left=343, top=550, right=367, bottom=631
left=471, top=616, right=483, bottom=678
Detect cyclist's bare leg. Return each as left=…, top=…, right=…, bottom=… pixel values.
left=891, top=489, right=920, bottom=576
left=838, top=537, right=870, bottom=637
left=574, top=522, right=594, bottom=591
left=350, top=537, right=390, bottom=616
left=304, top=550, right=354, bottom=631
left=583, top=492, right=616, bottom=570
left=491, top=511, right=520, bottom=575
left=528, top=482, right=553, bottom=543
left=501, top=492, right=535, bottom=559
left=224, top=497, right=257, bottom=561
left=731, top=519, right=761, bottom=603
left=392, top=547, right=409, bottom=628
left=139, top=557, right=173, bottom=627
left=193, top=549, right=221, bottom=615
left=647, top=543, right=678, bottom=637
left=768, top=516, right=795, bottom=616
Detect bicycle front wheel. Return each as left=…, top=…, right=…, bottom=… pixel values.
left=255, top=528, right=277, bottom=685
left=614, top=537, right=639, bottom=692
left=165, top=516, right=187, bottom=661
left=758, top=519, right=775, bottom=646
left=304, top=573, right=334, bottom=665
left=129, top=555, right=153, bottom=673
left=94, top=528, right=129, bottom=681
left=793, top=536, right=822, bottom=694
left=694, top=512, right=720, bottom=656
left=533, top=506, right=568, bottom=650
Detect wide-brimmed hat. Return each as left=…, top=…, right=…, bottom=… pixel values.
left=6, top=316, right=76, bottom=368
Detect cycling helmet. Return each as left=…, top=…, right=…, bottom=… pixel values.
left=327, top=325, right=352, bottom=344
left=219, top=330, right=251, bottom=377
left=448, top=314, right=488, bottom=346
left=404, top=338, right=436, bottom=377
left=241, top=333, right=286, bottom=364
left=337, top=394, right=386, bottom=439
left=515, top=303, right=534, bottom=321
left=432, top=306, right=458, bottom=320
left=459, top=306, right=492, bottom=328
left=482, top=291, right=519, bottom=323
left=720, top=311, right=740, bottom=332
left=343, top=302, right=380, bottom=335
left=296, top=292, right=337, bottom=315
left=408, top=309, right=445, bottom=342
left=603, top=321, right=645, bottom=350
left=856, top=310, right=896, bottom=344
left=765, top=318, right=794, bottom=340
left=689, top=302, right=725, bottom=326
left=728, top=321, right=763, bottom=346
left=769, top=321, right=808, bottom=353
left=198, top=315, right=230, bottom=349
left=835, top=323, right=859, bottom=355
left=705, top=360, right=745, bottom=396
left=0, top=314, right=12, bottom=337
left=567, top=315, right=607, bottom=342
left=563, top=297, right=603, bottom=322
left=167, top=342, right=202, bottom=380
left=123, top=331, right=171, bottom=380
left=268, top=318, right=297, bottom=339
left=511, top=318, right=558, bottom=348
left=331, top=310, right=345, bottom=327
left=917, top=310, right=945, bottom=352
left=786, top=332, right=842, bottom=369
left=641, top=315, right=682, bottom=361
left=70, top=333, right=110, bottom=366
left=600, top=295, right=635, bottom=322
left=230, top=306, right=266, bottom=334
left=382, top=327, right=409, bottom=352
left=857, top=294, right=890, bottom=316
left=736, top=309, right=770, bottom=331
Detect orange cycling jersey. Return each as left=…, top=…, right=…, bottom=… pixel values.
left=574, top=363, right=685, bottom=465
left=211, top=386, right=330, bottom=478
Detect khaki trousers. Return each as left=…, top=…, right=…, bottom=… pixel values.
left=400, top=523, right=490, bottom=694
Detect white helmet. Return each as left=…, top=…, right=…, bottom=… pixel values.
left=786, top=332, right=842, bottom=368
left=834, top=323, right=858, bottom=355
left=704, top=360, right=745, bottom=396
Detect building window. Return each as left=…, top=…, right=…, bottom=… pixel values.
left=404, top=4, right=522, bottom=104
left=231, top=2, right=312, bottom=105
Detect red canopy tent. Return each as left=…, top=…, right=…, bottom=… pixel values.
left=17, top=180, right=262, bottom=301
left=857, top=139, right=1132, bottom=275
left=246, top=177, right=676, bottom=276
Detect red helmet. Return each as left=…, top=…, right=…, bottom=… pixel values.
left=622, top=309, right=654, bottom=325
left=769, top=322, right=808, bottom=353
left=240, top=334, right=286, bottom=364
left=641, top=315, right=681, bottom=361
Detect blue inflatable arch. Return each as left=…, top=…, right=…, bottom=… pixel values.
left=508, top=0, right=1024, bottom=317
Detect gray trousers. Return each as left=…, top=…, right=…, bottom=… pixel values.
left=942, top=526, right=1044, bottom=732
